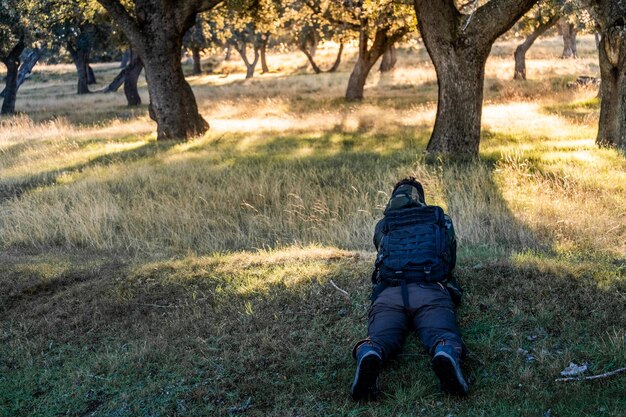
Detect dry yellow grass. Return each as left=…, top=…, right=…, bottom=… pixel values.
left=0, top=35, right=623, bottom=260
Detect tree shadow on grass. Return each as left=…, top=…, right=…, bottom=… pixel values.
left=0, top=140, right=176, bottom=204
left=1, top=248, right=624, bottom=416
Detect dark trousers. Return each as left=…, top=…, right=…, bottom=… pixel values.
left=357, top=282, right=464, bottom=362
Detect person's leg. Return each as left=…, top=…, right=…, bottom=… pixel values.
left=408, top=283, right=468, bottom=395
left=351, top=286, right=410, bottom=400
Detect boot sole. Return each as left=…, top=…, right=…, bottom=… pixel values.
left=432, top=351, right=469, bottom=396
left=351, top=353, right=382, bottom=401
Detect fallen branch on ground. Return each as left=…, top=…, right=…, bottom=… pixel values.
left=329, top=280, right=350, bottom=299
left=555, top=366, right=626, bottom=382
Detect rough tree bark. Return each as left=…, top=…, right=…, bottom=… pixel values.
left=590, top=1, right=626, bottom=149
left=1, top=37, right=26, bottom=115
left=557, top=18, right=578, bottom=58
left=413, top=0, right=538, bottom=157
left=96, top=0, right=221, bottom=140
left=191, top=46, right=202, bottom=74
left=345, top=25, right=408, bottom=101
left=514, top=15, right=559, bottom=80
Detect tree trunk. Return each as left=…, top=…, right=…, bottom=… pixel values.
left=67, top=42, right=91, bottom=95
left=414, top=0, right=537, bottom=158
left=345, top=26, right=406, bottom=101
left=142, top=39, right=208, bottom=140
left=1, top=37, right=26, bottom=115
left=124, top=51, right=143, bottom=106
left=596, top=27, right=626, bottom=149
left=328, top=43, right=344, bottom=73
left=260, top=33, right=270, bottom=73
left=514, top=15, right=559, bottom=80
left=235, top=42, right=260, bottom=79
left=225, top=44, right=233, bottom=61
left=379, top=44, right=397, bottom=72
left=191, top=46, right=202, bottom=74
left=559, top=19, right=577, bottom=58
left=1, top=48, right=39, bottom=99
left=87, top=65, right=97, bottom=84
left=427, top=48, right=489, bottom=155
left=595, top=32, right=600, bottom=49
left=121, top=48, right=131, bottom=68
left=95, top=0, right=215, bottom=141
left=346, top=56, right=373, bottom=101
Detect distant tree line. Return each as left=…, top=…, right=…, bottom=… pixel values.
left=1, top=0, right=625, bottom=154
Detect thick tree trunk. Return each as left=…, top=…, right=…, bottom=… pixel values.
left=124, top=51, right=143, bottom=106
left=95, top=0, right=215, bottom=141
left=142, top=42, right=208, bottom=140
left=427, top=49, right=489, bottom=155
left=191, top=46, right=202, bottom=74
left=514, top=15, right=559, bottom=80
left=346, top=57, right=374, bottom=101
left=1, top=38, right=26, bottom=115
left=414, top=0, right=538, bottom=157
left=596, top=27, right=626, bottom=149
left=379, top=44, right=397, bottom=72
left=260, top=33, right=269, bottom=73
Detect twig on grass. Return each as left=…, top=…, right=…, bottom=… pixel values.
left=329, top=279, right=350, bottom=299
left=136, top=303, right=177, bottom=308
left=555, top=366, right=626, bottom=382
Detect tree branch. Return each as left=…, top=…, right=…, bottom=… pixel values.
left=96, top=0, right=143, bottom=47
left=468, top=0, right=538, bottom=42
left=555, top=366, right=626, bottom=382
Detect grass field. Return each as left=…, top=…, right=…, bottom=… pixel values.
left=1, top=35, right=625, bottom=416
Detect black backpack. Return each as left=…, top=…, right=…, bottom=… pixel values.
left=374, top=184, right=452, bottom=285
left=376, top=205, right=451, bottom=284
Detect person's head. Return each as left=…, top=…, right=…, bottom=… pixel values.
left=386, top=177, right=426, bottom=212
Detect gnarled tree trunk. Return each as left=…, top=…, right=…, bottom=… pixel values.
left=514, top=15, right=559, bottom=80
left=142, top=37, right=208, bottom=139
left=346, top=25, right=407, bottom=101
left=596, top=25, right=626, bottom=148
left=379, top=43, right=397, bottom=73
left=96, top=0, right=217, bottom=141
left=1, top=37, right=26, bottom=115
left=414, top=0, right=538, bottom=157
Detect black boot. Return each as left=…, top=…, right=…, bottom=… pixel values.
left=351, top=344, right=382, bottom=400
left=432, top=343, right=468, bottom=396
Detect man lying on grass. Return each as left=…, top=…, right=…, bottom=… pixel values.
left=351, top=178, right=468, bottom=400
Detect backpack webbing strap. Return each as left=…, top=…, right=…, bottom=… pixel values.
left=401, top=280, right=410, bottom=309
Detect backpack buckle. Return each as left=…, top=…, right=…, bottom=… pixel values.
left=424, top=266, right=432, bottom=275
